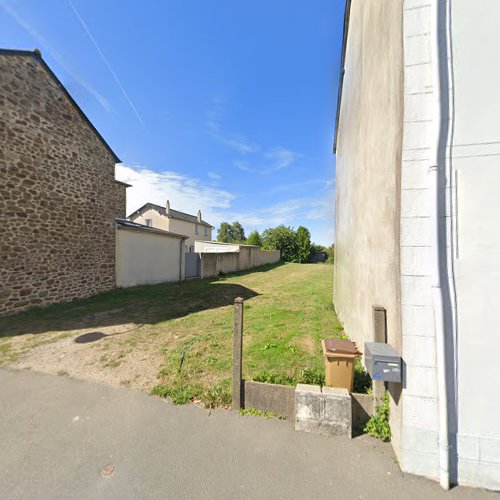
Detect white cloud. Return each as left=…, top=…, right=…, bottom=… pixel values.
left=208, top=171, right=221, bottom=180
left=234, top=146, right=300, bottom=175
left=206, top=103, right=260, bottom=154
left=264, top=147, right=300, bottom=171
left=115, top=164, right=234, bottom=221
left=234, top=160, right=256, bottom=173
left=115, top=164, right=334, bottom=245
left=213, top=196, right=333, bottom=235
left=206, top=98, right=300, bottom=174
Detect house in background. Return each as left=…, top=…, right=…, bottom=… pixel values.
left=334, top=0, right=500, bottom=491
left=128, top=201, right=213, bottom=252
left=0, top=48, right=128, bottom=316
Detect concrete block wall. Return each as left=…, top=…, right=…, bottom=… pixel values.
left=200, top=249, right=280, bottom=278
left=401, top=1, right=500, bottom=489
left=400, top=0, right=440, bottom=480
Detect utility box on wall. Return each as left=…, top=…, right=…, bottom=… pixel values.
left=364, top=342, right=402, bottom=383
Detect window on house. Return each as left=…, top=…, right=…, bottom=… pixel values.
left=145, top=219, right=152, bottom=227
left=195, top=223, right=199, bottom=235
left=204, top=226, right=208, bottom=237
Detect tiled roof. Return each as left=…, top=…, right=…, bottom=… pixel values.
left=128, top=203, right=213, bottom=228
left=115, top=218, right=186, bottom=238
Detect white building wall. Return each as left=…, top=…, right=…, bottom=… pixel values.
left=333, top=0, right=405, bottom=461
left=195, top=241, right=241, bottom=253
left=116, top=228, right=185, bottom=287
left=401, top=0, right=500, bottom=489
left=451, top=0, right=500, bottom=489
left=401, top=0, right=439, bottom=480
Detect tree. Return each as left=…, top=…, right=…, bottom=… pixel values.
left=231, top=221, right=246, bottom=243
left=296, top=226, right=311, bottom=263
left=327, top=243, right=335, bottom=263
left=262, top=225, right=300, bottom=262
left=217, top=222, right=233, bottom=243
left=217, top=221, right=247, bottom=243
left=246, top=230, right=262, bottom=247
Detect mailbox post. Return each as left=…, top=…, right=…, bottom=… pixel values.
left=372, top=306, right=387, bottom=402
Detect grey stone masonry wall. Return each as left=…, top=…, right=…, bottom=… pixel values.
left=0, top=51, right=123, bottom=316
left=113, top=183, right=128, bottom=219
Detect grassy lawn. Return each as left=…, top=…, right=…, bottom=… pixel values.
left=0, top=263, right=358, bottom=406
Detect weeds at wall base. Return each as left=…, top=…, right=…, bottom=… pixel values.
left=151, top=379, right=232, bottom=408
left=239, top=408, right=286, bottom=420
left=364, top=391, right=391, bottom=442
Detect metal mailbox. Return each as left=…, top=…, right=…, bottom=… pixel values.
left=364, top=342, right=402, bottom=383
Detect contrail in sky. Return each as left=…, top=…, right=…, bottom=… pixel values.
left=68, top=0, right=144, bottom=126
left=0, top=0, right=111, bottom=112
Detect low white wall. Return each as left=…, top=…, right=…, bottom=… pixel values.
left=200, top=248, right=280, bottom=278
left=195, top=241, right=240, bottom=253
left=116, top=227, right=185, bottom=287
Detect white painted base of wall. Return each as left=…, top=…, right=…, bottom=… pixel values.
left=457, top=434, right=500, bottom=491
left=401, top=426, right=500, bottom=490
left=401, top=426, right=439, bottom=481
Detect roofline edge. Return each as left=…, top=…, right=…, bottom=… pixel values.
left=0, top=47, right=121, bottom=164
left=333, top=0, right=352, bottom=154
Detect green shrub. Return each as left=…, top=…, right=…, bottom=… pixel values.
left=152, top=379, right=232, bottom=408
left=252, top=367, right=325, bottom=387
left=353, top=359, right=371, bottom=394
left=299, top=367, right=325, bottom=386
left=364, top=392, right=391, bottom=442
left=151, top=383, right=202, bottom=405
left=246, top=231, right=262, bottom=247
left=252, top=371, right=296, bottom=386
left=202, top=379, right=232, bottom=409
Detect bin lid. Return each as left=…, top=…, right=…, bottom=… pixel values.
left=323, top=338, right=359, bottom=355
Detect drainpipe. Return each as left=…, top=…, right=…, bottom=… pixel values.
left=429, top=0, right=450, bottom=490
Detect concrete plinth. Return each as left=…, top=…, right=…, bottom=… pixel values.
left=295, top=384, right=352, bottom=438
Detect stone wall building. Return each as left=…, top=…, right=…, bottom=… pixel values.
left=0, top=49, right=128, bottom=316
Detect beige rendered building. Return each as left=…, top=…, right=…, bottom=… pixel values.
left=128, top=201, right=213, bottom=252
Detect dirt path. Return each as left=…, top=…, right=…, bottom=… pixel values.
left=9, top=320, right=162, bottom=390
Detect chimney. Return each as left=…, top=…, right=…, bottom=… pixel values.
left=166, top=200, right=170, bottom=215
left=197, top=210, right=202, bottom=223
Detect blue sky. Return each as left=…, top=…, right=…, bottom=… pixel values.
left=1, top=0, right=344, bottom=245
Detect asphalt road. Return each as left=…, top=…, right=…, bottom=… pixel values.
left=0, top=368, right=496, bottom=500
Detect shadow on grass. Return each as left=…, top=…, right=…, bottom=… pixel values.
left=0, top=276, right=262, bottom=338
left=218, top=260, right=286, bottom=278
